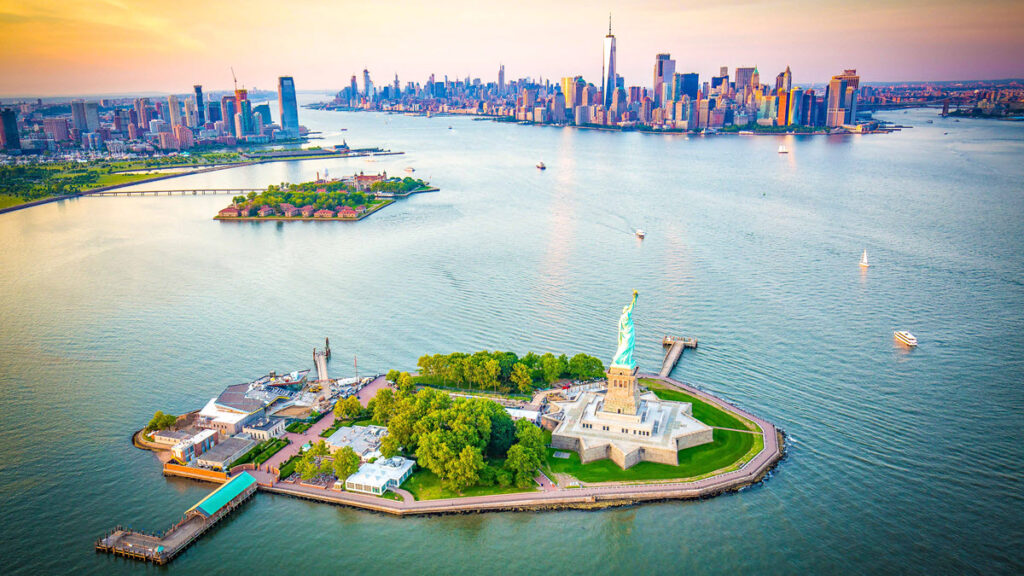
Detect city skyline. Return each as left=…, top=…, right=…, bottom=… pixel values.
left=1, top=0, right=1023, bottom=97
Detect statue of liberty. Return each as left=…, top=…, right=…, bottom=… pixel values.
left=611, top=290, right=638, bottom=369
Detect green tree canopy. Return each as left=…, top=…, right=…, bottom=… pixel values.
left=333, top=446, right=362, bottom=480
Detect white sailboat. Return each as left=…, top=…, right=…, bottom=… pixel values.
left=778, top=145, right=788, bottom=154
left=859, top=249, right=870, bottom=268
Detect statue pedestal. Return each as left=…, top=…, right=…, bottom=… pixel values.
left=601, top=365, right=639, bottom=416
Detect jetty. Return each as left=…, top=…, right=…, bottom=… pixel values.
left=95, top=472, right=257, bottom=565
left=659, top=336, right=698, bottom=377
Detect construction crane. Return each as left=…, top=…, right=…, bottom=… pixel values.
left=230, top=66, right=238, bottom=92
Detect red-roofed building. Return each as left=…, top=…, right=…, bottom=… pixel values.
left=316, top=187, right=326, bottom=194
left=337, top=206, right=358, bottom=218
left=280, top=203, right=299, bottom=217
left=300, top=205, right=315, bottom=217
left=314, top=209, right=335, bottom=218
left=257, top=206, right=275, bottom=217
left=353, top=205, right=366, bottom=214
left=218, top=207, right=240, bottom=218
left=352, top=171, right=386, bottom=191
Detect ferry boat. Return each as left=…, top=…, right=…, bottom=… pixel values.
left=404, top=167, right=415, bottom=173
left=536, top=162, right=546, bottom=170
left=894, top=330, right=918, bottom=347
left=778, top=145, right=789, bottom=154
left=635, top=229, right=646, bottom=239
left=860, top=249, right=870, bottom=268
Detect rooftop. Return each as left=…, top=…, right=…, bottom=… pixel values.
left=346, top=457, right=414, bottom=489
left=197, top=437, right=254, bottom=465
left=187, top=472, right=256, bottom=518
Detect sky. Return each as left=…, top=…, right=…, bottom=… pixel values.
left=1, top=0, right=1022, bottom=97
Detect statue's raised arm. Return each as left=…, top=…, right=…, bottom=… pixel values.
left=611, top=290, right=638, bottom=369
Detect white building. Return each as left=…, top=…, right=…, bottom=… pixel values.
left=325, top=425, right=387, bottom=461
left=505, top=407, right=540, bottom=423
left=343, top=457, right=415, bottom=495
left=243, top=419, right=285, bottom=441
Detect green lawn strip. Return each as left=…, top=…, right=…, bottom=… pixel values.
left=544, top=428, right=755, bottom=483
left=286, top=421, right=312, bottom=433
left=89, top=172, right=168, bottom=188
left=0, top=194, right=40, bottom=209
left=278, top=453, right=302, bottom=479
left=413, top=376, right=532, bottom=401
left=379, top=491, right=403, bottom=501
left=228, top=437, right=291, bottom=468
left=402, top=467, right=534, bottom=501
left=640, top=378, right=755, bottom=431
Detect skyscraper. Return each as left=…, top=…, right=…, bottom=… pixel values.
left=825, top=75, right=848, bottom=127
left=221, top=95, right=237, bottom=136
left=278, top=76, right=299, bottom=138
left=776, top=90, right=790, bottom=126
left=789, top=87, right=804, bottom=126
left=681, top=73, right=699, bottom=100
left=167, top=94, right=182, bottom=127
left=734, top=67, right=756, bottom=94
left=602, top=14, right=617, bottom=109
left=776, top=66, right=792, bottom=93
left=0, top=108, right=19, bottom=150
left=363, top=69, right=373, bottom=99
left=653, top=53, right=675, bottom=108
left=498, top=64, right=505, bottom=95
left=194, top=85, right=205, bottom=125
left=84, top=102, right=99, bottom=131
left=71, top=101, right=88, bottom=131
left=133, top=98, right=149, bottom=129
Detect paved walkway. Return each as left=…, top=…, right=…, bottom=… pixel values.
left=356, top=375, right=388, bottom=407
left=262, top=411, right=339, bottom=472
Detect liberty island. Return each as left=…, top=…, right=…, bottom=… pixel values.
left=96, top=291, right=782, bottom=565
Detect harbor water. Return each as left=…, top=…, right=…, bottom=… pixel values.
left=0, top=101, right=1021, bottom=574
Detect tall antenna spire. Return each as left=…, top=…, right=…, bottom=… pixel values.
left=608, top=12, right=612, bottom=35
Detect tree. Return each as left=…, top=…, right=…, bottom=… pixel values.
left=335, top=395, right=363, bottom=420
left=541, top=353, right=565, bottom=385
left=309, top=439, right=330, bottom=457
left=511, top=363, right=534, bottom=394
left=372, top=388, right=399, bottom=424
left=445, top=445, right=485, bottom=492
left=396, top=372, right=416, bottom=396
left=296, top=456, right=319, bottom=480
left=486, top=410, right=516, bottom=458
left=386, top=369, right=400, bottom=383
left=333, top=446, right=361, bottom=481
left=505, top=443, right=541, bottom=488
left=145, top=411, right=177, bottom=432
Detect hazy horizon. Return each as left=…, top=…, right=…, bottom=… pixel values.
left=1, top=0, right=1023, bottom=97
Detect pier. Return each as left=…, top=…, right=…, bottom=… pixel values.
left=95, top=472, right=257, bottom=565
left=88, top=187, right=264, bottom=196
left=659, top=336, right=698, bottom=377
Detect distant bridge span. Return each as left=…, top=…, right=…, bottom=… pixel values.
left=87, top=188, right=264, bottom=196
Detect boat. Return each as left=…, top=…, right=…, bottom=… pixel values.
left=859, top=249, right=870, bottom=268
left=778, top=145, right=789, bottom=154
left=635, top=229, right=646, bottom=239
left=926, top=120, right=933, bottom=124
left=894, top=331, right=918, bottom=347
left=536, top=162, right=546, bottom=170
left=404, top=167, right=415, bottom=173
left=448, top=126, right=453, bottom=130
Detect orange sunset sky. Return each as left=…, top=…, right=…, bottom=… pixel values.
left=1, top=0, right=1022, bottom=96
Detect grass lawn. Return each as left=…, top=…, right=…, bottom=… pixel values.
left=380, top=491, right=403, bottom=501
left=544, top=428, right=761, bottom=483
left=403, top=468, right=533, bottom=501
left=319, top=417, right=374, bottom=437
left=286, top=421, right=312, bottom=434
left=88, top=172, right=167, bottom=188
left=641, top=378, right=755, bottom=430
left=0, top=194, right=43, bottom=209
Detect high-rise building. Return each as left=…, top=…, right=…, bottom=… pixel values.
left=789, top=87, right=804, bottom=126
left=602, top=14, right=617, bottom=109
left=652, top=53, right=675, bottom=108
left=207, top=102, right=221, bottom=124
left=776, top=66, right=792, bottom=93
left=167, top=94, right=182, bottom=127
left=221, top=96, right=237, bottom=136
left=498, top=64, right=505, bottom=95
left=0, top=108, right=19, bottom=150
left=825, top=75, right=848, bottom=127
left=278, top=76, right=299, bottom=138
left=194, top=85, right=205, bottom=125
left=71, top=101, right=88, bottom=131
left=776, top=90, right=790, bottom=126
left=43, top=117, right=70, bottom=141
left=133, top=98, right=150, bottom=129
left=363, top=69, right=373, bottom=99
left=734, top=67, right=756, bottom=94
left=84, top=102, right=99, bottom=132
left=680, top=73, right=699, bottom=100
left=185, top=98, right=199, bottom=127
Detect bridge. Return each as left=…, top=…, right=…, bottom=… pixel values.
left=87, top=188, right=264, bottom=197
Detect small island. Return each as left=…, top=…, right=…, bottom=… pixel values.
left=98, top=293, right=783, bottom=565
left=214, top=171, right=437, bottom=221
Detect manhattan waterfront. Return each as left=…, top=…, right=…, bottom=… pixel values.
left=0, top=100, right=1022, bottom=573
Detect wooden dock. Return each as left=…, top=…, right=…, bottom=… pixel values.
left=96, top=472, right=257, bottom=565
left=659, top=336, right=698, bottom=377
